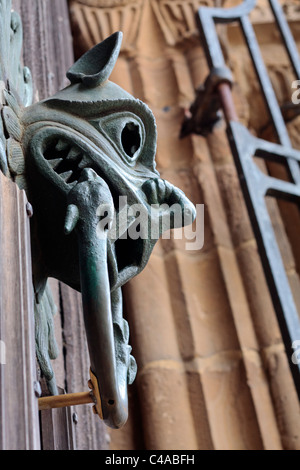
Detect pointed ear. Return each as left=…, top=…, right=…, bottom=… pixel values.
left=66, top=31, right=123, bottom=88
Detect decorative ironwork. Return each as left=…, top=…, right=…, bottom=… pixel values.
left=188, top=0, right=300, bottom=398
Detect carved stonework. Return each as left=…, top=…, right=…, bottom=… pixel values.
left=69, top=0, right=144, bottom=54
left=150, top=0, right=215, bottom=46
left=250, top=0, right=300, bottom=23
left=69, top=0, right=300, bottom=56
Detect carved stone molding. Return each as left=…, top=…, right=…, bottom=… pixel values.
left=250, top=0, right=300, bottom=24
left=69, top=0, right=300, bottom=55
left=150, top=0, right=215, bottom=46
left=69, top=0, right=144, bottom=53
left=70, top=0, right=218, bottom=52
left=152, top=0, right=300, bottom=47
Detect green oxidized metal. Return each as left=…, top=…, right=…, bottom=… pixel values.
left=1, top=6, right=196, bottom=429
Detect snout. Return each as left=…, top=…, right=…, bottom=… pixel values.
left=141, top=178, right=196, bottom=231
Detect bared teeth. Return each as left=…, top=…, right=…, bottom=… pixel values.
left=66, top=147, right=81, bottom=160
left=141, top=179, right=170, bottom=205
left=78, top=156, right=88, bottom=169
left=44, top=139, right=89, bottom=186
left=48, top=158, right=63, bottom=169
left=55, top=139, right=69, bottom=152
left=60, top=170, right=73, bottom=182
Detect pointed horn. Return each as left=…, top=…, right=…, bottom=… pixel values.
left=66, top=31, right=123, bottom=88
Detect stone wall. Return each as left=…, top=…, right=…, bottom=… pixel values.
left=67, top=0, right=300, bottom=449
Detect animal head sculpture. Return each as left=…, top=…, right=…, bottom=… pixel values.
left=1, top=24, right=196, bottom=428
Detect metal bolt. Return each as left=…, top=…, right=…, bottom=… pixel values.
left=72, top=412, right=79, bottom=425
left=26, top=202, right=33, bottom=217
left=33, top=381, right=42, bottom=398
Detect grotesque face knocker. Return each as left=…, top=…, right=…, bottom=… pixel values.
left=2, top=30, right=195, bottom=428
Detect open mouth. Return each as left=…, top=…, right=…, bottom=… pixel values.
left=44, top=137, right=99, bottom=186
left=42, top=135, right=148, bottom=289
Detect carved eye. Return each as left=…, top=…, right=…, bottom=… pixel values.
left=94, top=112, right=145, bottom=165
left=121, top=122, right=141, bottom=158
